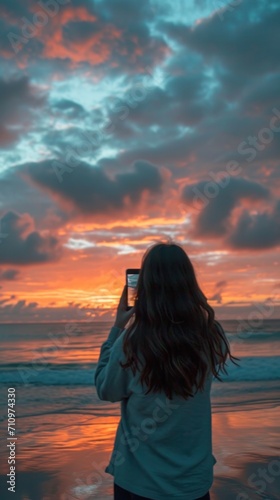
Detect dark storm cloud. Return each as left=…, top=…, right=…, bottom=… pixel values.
left=182, top=177, right=272, bottom=241
left=162, top=1, right=280, bottom=77
left=0, top=211, right=61, bottom=265
left=228, top=200, right=280, bottom=249
left=0, top=269, right=20, bottom=281
left=0, top=170, right=67, bottom=226
left=25, top=159, right=164, bottom=214
left=166, top=73, right=208, bottom=101
left=0, top=0, right=29, bottom=18
left=0, top=75, right=46, bottom=146
left=112, top=131, right=197, bottom=170
left=239, top=73, right=280, bottom=114
left=0, top=75, right=45, bottom=116
left=52, top=98, right=85, bottom=117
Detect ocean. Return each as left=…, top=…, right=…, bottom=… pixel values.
left=0, top=319, right=280, bottom=500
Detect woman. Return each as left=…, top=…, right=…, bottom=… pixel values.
left=94, top=242, right=239, bottom=500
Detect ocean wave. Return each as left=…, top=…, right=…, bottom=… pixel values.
left=219, top=355, right=280, bottom=382
left=0, top=356, right=279, bottom=386
left=227, top=331, right=280, bottom=342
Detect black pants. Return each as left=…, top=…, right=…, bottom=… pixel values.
left=114, top=482, right=210, bottom=500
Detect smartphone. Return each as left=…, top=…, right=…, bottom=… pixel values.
left=126, top=269, right=140, bottom=310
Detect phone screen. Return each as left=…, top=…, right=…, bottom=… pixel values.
left=127, top=272, right=139, bottom=308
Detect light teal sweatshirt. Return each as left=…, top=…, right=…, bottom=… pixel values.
left=94, top=326, right=218, bottom=500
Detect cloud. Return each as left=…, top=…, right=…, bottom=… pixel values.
left=182, top=177, right=271, bottom=236
left=0, top=124, right=19, bottom=147
left=208, top=279, right=227, bottom=304
left=0, top=211, right=61, bottom=264
left=1, top=0, right=169, bottom=77
left=43, top=6, right=122, bottom=66
left=75, top=0, right=169, bottom=72
left=228, top=200, right=280, bottom=249
left=181, top=177, right=280, bottom=249
left=0, top=269, right=20, bottom=281
left=52, top=98, right=86, bottom=118
left=25, top=159, right=164, bottom=214
left=216, top=280, right=227, bottom=288
left=0, top=169, right=63, bottom=224
left=104, top=59, right=219, bottom=139
left=163, top=1, right=280, bottom=78
left=0, top=298, right=115, bottom=322
left=0, top=298, right=39, bottom=321
left=239, top=73, right=280, bottom=115
left=0, top=74, right=46, bottom=146
left=209, top=291, right=222, bottom=304
left=0, top=0, right=279, bottom=323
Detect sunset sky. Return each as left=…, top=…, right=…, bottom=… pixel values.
left=0, top=0, right=279, bottom=322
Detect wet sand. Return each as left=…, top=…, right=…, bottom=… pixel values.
left=0, top=386, right=279, bottom=500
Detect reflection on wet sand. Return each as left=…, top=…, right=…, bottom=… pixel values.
left=1, top=390, right=279, bottom=500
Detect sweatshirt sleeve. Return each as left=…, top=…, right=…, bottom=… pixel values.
left=94, top=326, right=132, bottom=402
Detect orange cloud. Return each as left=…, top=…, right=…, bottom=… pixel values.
left=35, top=5, right=122, bottom=66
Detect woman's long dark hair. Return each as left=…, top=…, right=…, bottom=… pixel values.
left=120, top=240, right=240, bottom=400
